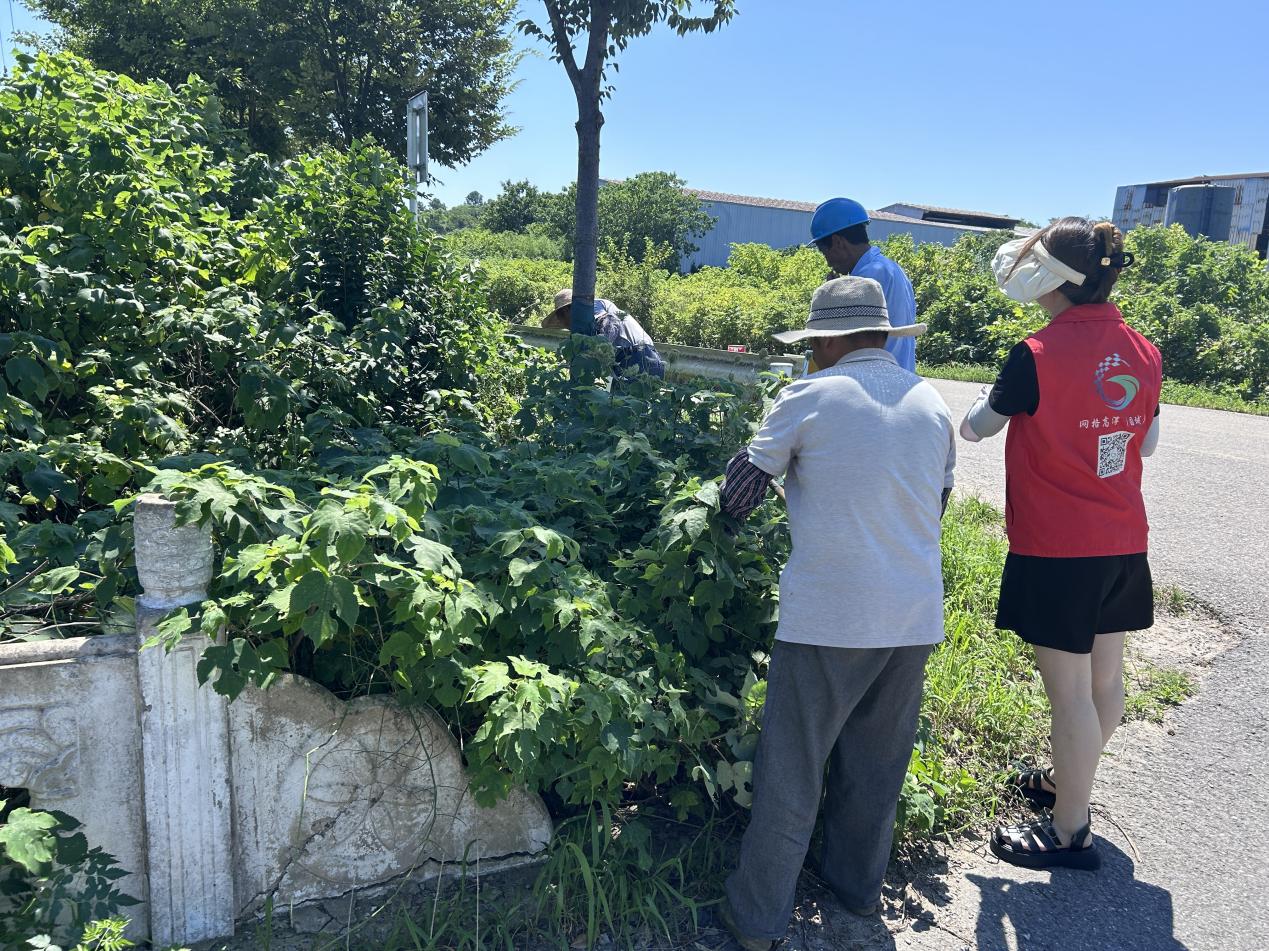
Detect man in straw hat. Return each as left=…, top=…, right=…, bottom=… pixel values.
left=541, top=288, right=666, bottom=379
left=714, top=276, right=956, bottom=950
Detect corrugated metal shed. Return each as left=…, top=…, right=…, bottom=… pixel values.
left=1113, top=173, right=1269, bottom=256
left=681, top=190, right=1016, bottom=271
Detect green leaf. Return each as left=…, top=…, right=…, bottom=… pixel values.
left=27, top=565, right=80, bottom=595
left=305, top=501, right=373, bottom=548
left=409, top=537, right=456, bottom=572
left=469, top=662, right=510, bottom=702
left=0, top=806, right=58, bottom=873
left=508, top=557, right=540, bottom=586
left=681, top=507, right=709, bottom=542
left=278, top=570, right=359, bottom=644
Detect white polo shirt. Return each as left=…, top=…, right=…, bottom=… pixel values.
left=747, top=349, right=956, bottom=649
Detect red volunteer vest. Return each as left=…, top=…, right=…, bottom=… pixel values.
left=1004, top=303, right=1162, bottom=558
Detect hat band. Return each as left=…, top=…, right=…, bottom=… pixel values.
left=808, top=304, right=889, bottom=323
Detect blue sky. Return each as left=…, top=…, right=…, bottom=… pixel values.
left=6, top=0, right=1267, bottom=224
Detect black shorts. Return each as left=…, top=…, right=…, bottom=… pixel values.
left=995, top=552, right=1154, bottom=655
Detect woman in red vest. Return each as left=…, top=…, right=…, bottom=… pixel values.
left=961, top=217, right=1163, bottom=870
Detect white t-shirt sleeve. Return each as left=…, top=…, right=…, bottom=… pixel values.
left=747, top=386, right=804, bottom=477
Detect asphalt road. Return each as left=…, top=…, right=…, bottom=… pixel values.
left=896, top=380, right=1269, bottom=951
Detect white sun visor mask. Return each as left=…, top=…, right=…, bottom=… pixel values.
left=991, top=237, right=1087, bottom=303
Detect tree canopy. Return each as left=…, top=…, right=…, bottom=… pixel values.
left=28, top=0, right=520, bottom=165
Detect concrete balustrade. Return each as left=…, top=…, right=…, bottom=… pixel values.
left=0, top=494, right=552, bottom=944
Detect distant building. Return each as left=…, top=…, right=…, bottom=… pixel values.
left=681, top=190, right=1024, bottom=271
left=1113, top=173, right=1269, bottom=257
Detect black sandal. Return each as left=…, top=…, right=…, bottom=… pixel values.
left=990, top=813, right=1101, bottom=871
left=1009, top=766, right=1057, bottom=809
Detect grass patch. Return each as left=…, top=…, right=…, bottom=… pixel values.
left=381, top=809, right=734, bottom=950
left=913, top=496, right=1049, bottom=836
left=917, top=361, right=996, bottom=385
left=920, top=363, right=1269, bottom=416
left=1125, top=663, right=1195, bottom=723
left=1155, top=583, right=1193, bottom=616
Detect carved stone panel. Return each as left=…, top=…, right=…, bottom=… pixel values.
left=229, top=675, right=552, bottom=917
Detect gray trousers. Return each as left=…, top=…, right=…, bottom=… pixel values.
left=725, top=639, right=933, bottom=940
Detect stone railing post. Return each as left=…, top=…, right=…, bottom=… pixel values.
left=134, top=494, right=235, bottom=944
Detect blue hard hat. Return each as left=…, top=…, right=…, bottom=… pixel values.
left=810, top=197, right=870, bottom=243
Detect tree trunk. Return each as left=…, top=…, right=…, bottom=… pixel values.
left=569, top=96, right=602, bottom=336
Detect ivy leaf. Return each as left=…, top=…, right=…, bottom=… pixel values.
left=409, top=536, right=457, bottom=572
left=305, top=501, right=372, bottom=549
left=287, top=570, right=357, bottom=645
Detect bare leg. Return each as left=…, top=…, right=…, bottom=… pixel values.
left=1034, top=646, right=1099, bottom=846
left=1091, top=632, right=1127, bottom=747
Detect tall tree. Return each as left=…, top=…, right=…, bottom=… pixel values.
left=28, top=0, right=519, bottom=166
left=520, top=1, right=734, bottom=333
left=481, top=179, right=548, bottom=234
left=545, top=172, right=714, bottom=270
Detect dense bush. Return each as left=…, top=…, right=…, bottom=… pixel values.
left=473, top=226, right=1269, bottom=400
left=478, top=256, right=574, bottom=324
left=445, top=225, right=567, bottom=262
left=0, top=53, right=788, bottom=822
left=474, top=172, right=715, bottom=272
left=0, top=52, right=520, bottom=643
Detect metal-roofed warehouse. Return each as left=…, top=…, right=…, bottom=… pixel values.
left=681, top=190, right=1024, bottom=271
left=1113, top=173, right=1269, bottom=257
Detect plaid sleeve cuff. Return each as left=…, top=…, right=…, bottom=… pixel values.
left=720, top=449, right=772, bottom=522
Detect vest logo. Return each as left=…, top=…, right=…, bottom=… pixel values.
left=1094, top=353, right=1139, bottom=411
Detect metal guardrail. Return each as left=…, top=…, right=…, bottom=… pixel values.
left=510, top=324, right=808, bottom=383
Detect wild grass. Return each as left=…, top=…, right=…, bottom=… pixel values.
left=381, top=809, right=734, bottom=950
left=914, top=496, right=1049, bottom=835
left=1124, top=664, right=1196, bottom=723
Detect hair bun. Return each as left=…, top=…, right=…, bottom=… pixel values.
left=1093, top=220, right=1122, bottom=259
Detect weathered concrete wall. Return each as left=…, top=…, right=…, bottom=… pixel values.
left=0, top=495, right=553, bottom=945
left=229, top=675, right=552, bottom=917
left=0, top=634, right=148, bottom=928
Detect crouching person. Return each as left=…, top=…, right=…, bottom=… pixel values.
left=716, top=277, right=956, bottom=949
left=542, top=288, right=666, bottom=379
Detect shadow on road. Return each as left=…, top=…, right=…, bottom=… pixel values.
left=967, top=839, right=1189, bottom=950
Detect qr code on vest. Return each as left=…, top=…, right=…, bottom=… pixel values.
left=1097, top=431, right=1134, bottom=479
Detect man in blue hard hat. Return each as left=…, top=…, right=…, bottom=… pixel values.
left=810, top=198, right=918, bottom=372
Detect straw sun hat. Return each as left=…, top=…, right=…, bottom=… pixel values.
left=771, top=276, right=927, bottom=345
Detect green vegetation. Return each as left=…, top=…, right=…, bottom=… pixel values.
left=0, top=801, right=142, bottom=949
left=0, top=51, right=519, bottom=643
left=1125, top=664, right=1196, bottom=723
left=468, top=220, right=1269, bottom=412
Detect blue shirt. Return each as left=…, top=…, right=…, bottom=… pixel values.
left=851, top=247, right=917, bottom=372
